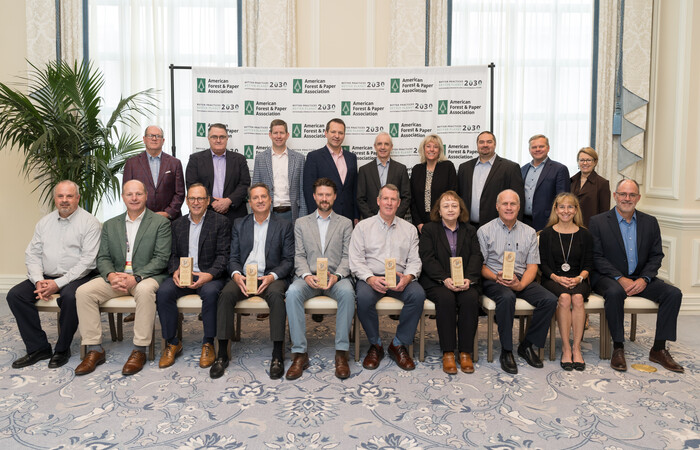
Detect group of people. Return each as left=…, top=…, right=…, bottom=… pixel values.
left=7, top=119, right=684, bottom=382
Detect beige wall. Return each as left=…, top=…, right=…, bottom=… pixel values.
left=0, top=0, right=44, bottom=287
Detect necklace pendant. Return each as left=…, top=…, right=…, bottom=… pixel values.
left=561, top=263, right=571, bottom=272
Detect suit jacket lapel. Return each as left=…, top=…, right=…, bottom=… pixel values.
left=138, top=153, right=156, bottom=189
left=155, top=153, right=169, bottom=189
left=535, top=160, right=551, bottom=191
left=456, top=224, right=467, bottom=255
left=321, top=148, right=342, bottom=187
left=323, top=215, right=339, bottom=254
left=436, top=223, right=452, bottom=257
left=132, top=211, right=152, bottom=255
left=264, top=215, right=276, bottom=259
left=198, top=213, right=212, bottom=252
left=606, top=210, right=626, bottom=255
left=483, top=156, right=501, bottom=190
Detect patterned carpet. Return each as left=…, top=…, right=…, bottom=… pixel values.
left=0, top=311, right=698, bottom=449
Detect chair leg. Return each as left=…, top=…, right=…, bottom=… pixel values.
left=487, top=311, right=494, bottom=363
left=419, top=314, right=426, bottom=362
left=518, top=316, right=526, bottom=341
left=234, top=313, right=242, bottom=342
left=630, top=313, right=637, bottom=342
left=354, top=311, right=361, bottom=362
left=473, top=319, right=479, bottom=363
left=549, top=315, right=556, bottom=361
left=149, top=324, right=156, bottom=361
left=108, top=313, right=118, bottom=342
left=117, top=313, right=124, bottom=341
left=56, top=312, right=61, bottom=336
left=80, top=345, right=86, bottom=359
left=177, top=313, right=183, bottom=342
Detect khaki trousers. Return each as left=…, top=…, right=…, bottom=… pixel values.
left=76, top=277, right=159, bottom=346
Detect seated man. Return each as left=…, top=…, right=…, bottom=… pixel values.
left=156, top=183, right=230, bottom=369
left=7, top=180, right=100, bottom=369
left=74, top=180, right=171, bottom=376
left=350, top=184, right=425, bottom=371
left=590, top=179, right=683, bottom=373
left=211, top=183, right=294, bottom=380
left=285, top=178, right=355, bottom=380
left=477, top=189, right=557, bottom=374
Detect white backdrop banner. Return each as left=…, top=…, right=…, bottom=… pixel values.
left=191, top=66, right=490, bottom=171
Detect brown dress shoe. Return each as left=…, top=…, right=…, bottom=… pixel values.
left=335, top=350, right=350, bottom=379
left=75, top=350, right=106, bottom=375
left=649, top=348, right=684, bottom=373
left=388, top=343, right=415, bottom=371
left=459, top=352, right=475, bottom=373
left=159, top=342, right=183, bottom=368
left=122, top=350, right=147, bottom=376
left=442, top=352, right=457, bottom=374
left=285, top=353, right=309, bottom=380
left=123, top=313, right=135, bottom=323
left=362, top=344, right=384, bottom=370
left=610, top=347, right=627, bottom=372
left=200, top=343, right=216, bottom=368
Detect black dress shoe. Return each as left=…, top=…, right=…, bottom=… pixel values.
left=210, top=357, right=229, bottom=379
left=518, top=344, right=544, bottom=368
left=48, top=350, right=71, bottom=369
left=573, top=361, right=586, bottom=371
left=500, top=350, right=518, bottom=374
left=311, top=314, right=324, bottom=323
left=12, top=347, right=52, bottom=369
left=269, top=357, right=284, bottom=379
left=560, top=361, right=574, bottom=371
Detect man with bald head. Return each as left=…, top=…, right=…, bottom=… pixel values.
left=477, top=189, right=556, bottom=374
left=590, top=179, right=684, bottom=373
left=74, top=180, right=171, bottom=376
left=357, top=132, right=411, bottom=220
left=7, top=181, right=101, bottom=369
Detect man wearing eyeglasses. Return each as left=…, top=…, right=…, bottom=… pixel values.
left=186, top=123, right=251, bottom=222
left=155, top=183, right=231, bottom=370
left=590, top=179, right=684, bottom=373
left=123, top=125, right=185, bottom=221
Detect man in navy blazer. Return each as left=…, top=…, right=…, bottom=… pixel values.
left=520, top=134, right=571, bottom=231
left=590, top=179, right=683, bottom=373
left=457, top=131, right=525, bottom=228
left=211, top=183, right=294, bottom=380
left=186, top=123, right=251, bottom=222
left=155, top=183, right=231, bottom=370
left=123, top=125, right=185, bottom=220
left=252, top=119, right=307, bottom=221
left=303, top=118, right=358, bottom=224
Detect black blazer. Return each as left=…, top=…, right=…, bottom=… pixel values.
left=229, top=213, right=295, bottom=284
left=589, top=208, right=664, bottom=287
left=357, top=158, right=411, bottom=219
left=571, top=170, right=611, bottom=227
left=168, top=211, right=231, bottom=279
left=457, top=155, right=525, bottom=227
left=418, top=221, right=482, bottom=291
left=410, top=160, right=458, bottom=226
left=185, top=149, right=251, bottom=221
left=303, top=146, right=358, bottom=221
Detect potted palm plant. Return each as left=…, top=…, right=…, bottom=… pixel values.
left=0, top=60, right=157, bottom=213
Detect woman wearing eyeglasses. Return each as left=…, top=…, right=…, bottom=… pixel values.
left=570, top=147, right=611, bottom=227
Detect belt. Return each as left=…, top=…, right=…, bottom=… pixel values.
left=273, top=206, right=292, bottom=213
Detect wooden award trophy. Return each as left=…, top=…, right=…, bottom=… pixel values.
left=246, top=264, right=258, bottom=294
left=502, top=251, right=516, bottom=280
left=317, top=258, right=328, bottom=289
left=179, top=257, right=194, bottom=286
left=450, top=257, right=465, bottom=287
left=385, top=258, right=397, bottom=288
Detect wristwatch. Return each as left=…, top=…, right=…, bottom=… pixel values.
left=134, top=275, right=143, bottom=283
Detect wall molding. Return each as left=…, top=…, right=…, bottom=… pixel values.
left=640, top=205, right=700, bottom=231
left=0, top=275, right=25, bottom=294
left=659, top=236, right=676, bottom=284
left=692, top=240, right=700, bottom=287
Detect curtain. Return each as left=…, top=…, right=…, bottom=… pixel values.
left=26, top=0, right=83, bottom=69
left=451, top=0, right=594, bottom=171
left=388, top=0, right=427, bottom=67
left=241, top=0, right=296, bottom=67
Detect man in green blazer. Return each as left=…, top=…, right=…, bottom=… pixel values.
left=74, top=180, right=171, bottom=376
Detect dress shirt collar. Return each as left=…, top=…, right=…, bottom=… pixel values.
left=210, top=149, right=226, bottom=159
left=497, top=217, right=519, bottom=231
left=328, top=146, right=343, bottom=158
left=615, top=208, right=637, bottom=224
left=254, top=212, right=272, bottom=225
left=271, top=148, right=288, bottom=157
left=529, top=156, right=549, bottom=169
left=315, top=210, right=333, bottom=221
left=476, top=153, right=497, bottom=166
left=188, top=210, right=207, bottom=225
left=125, top=209, right=146, bottom=224
left=376, top=157, right=390, bottom=167
left=375, top=213, right=398, bottom=229
left=57, top=207, right=81, bottom=222
left=442, top=220, right=459, bottom=232
left=147, top=153, right=162, bottom=161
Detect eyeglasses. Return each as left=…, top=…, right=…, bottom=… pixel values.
left=187, top=197, right=208, bottom=203
left=615, top=192, right=639, bottom=199
left=209, top=135, right=228, bottom=141
left=145, top=134, right=163, bottom=139
left=578, top=158, right=594, bottom=164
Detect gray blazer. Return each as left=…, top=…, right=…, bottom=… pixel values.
left=252, top=148, right=307, bottom=221
left=293, top=210, right=353, bottom=279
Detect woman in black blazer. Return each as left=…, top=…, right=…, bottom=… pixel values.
left=570, top=147, right=611, bottom=227
left=419, top=191, right=482, bottom=374
left=410, top=134, right=458, bottom=232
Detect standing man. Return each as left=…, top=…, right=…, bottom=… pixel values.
left=210, top=183, right=294, bottom=380
left=155, top=183, right=230, bottom=369
left=303, top=118, right=358, bottom=224
left=357, top=132, right=410, bottom=220
left=520, top=134, right=570, bottom=231
left=477, top=189, right=557, bottom=374
left=123, top=125, right=185, bottom=220
left=590, top=179, right=684, bottom=373
left=252, top=119, right=307, bottom=222
left=457, top=131, right=525, bottom=228
left=186, top=123, right=251, bottom=222
left=74, top=180, right=171, bottom=376
left=7, top=180, right=101, bottom=369
left=350, top=184, right=425, bottom=371
left=285, top=178, right=355, bottom=380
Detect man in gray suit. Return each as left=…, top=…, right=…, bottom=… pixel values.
left=357, top=132, right=410, bottom=220
left=252, top=119, right=307, bottom=222
left=284, top=178, right=355, bottom=380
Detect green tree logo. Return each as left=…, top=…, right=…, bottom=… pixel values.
left=244, top=145, right=254, bottom=159
left=245, top=101, right=254, bottom=115
left=389, top=123, right=399, bottom=138
left=341, top=101, right=351, bottom=116
left=293, top=79, right=303, bottom=93
left=196, top=123, right=206, bottom=137
left=292, top=123, right=302, bottom=138
left=390, top=78, right=401, bottom=93
left=438, top=100, right=448, bottom=115
left=197, top=78, right=206, bottom=93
